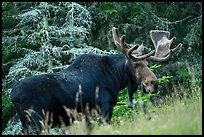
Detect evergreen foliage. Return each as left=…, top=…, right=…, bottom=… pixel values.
left=2, top=2, right=202, bottom=134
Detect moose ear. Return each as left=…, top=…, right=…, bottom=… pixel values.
left=136, top=43, right=145, bottom=54
left=130, top=43, right=145, bottom=58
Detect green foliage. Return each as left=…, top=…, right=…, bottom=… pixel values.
left=2, top=2, right=9, bottom=8
left=112, top=88, right=133, bottom=121
left=175, top=64, right=191, bottom=85
left=150, top=64, right=162, bottom=70
left=183, top=15, right=202, bottom=52
left=2, top=2, right=10, bottom=25
left=157, top=75, right=173, bottom=84
left=2, top=95, right=15, bottom=131
left=2, top=2, right=18, bottom=29
left=112, top=88, right=154, bottom=123
left=105, top=9, right=117, bottom=14
left=176, top=65, right=190, bottom=78
left=2, top=46, right=27, bottom=64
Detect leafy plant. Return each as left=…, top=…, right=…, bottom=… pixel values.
left=2, top=95, right=15, bottom=131
left=105, top=9, right=117, bottom=14
left=157, top=75, right=173, bottom=84
left=150, top=64, right=162, bottom=70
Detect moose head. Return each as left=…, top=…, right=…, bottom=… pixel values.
left=112, top=27, right=182, bottom=94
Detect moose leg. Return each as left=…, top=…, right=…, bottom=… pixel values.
left=127, top=82, right=138, bottom=108
left=18, top=111, right=29, bottom=135
left=100, top=103, right=113, bottom=124
left=12, top=103, right=30, bottom=135
left=98, top=90, right=114, bottom=124
left=22, top=101, right=45, bottom=134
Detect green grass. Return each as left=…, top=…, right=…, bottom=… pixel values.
left=78, top=91, right=201, bottom=135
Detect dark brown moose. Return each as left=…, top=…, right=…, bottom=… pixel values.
left=11, top=27, right=182, bottom=134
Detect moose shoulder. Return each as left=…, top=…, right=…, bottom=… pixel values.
left=11, top=27, right=182, bottom=134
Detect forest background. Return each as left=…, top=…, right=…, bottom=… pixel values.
left=2, top=2, right=202, bottom=135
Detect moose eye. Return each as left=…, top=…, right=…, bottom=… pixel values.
left=151, top=80, right=155, bottom=84
left=134, top=63, right=140, bottom=68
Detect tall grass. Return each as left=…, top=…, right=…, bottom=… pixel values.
left=68, top=85, right=202, bottom=135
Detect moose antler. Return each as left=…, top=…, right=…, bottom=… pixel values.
left=112, top=27, right=155, bottom=61
left=147, top=30, right=183, bottom=61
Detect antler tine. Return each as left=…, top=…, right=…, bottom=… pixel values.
left=112, top=27, right=156, bottom=61
left=148, top=50, right=172, bottom=61
left=127, top=44, right=140, bottom=57
left=148, top=43, right=182, bottom=61
left=169, top=36, right=176, bottom=47
left=120, top=35, right=127, bottom=53
left=112, top=27, right=128, bottom=55
left=129, top=49, right=155, bottom=61
left=172, top=43, right=182, bottom=52
left=127, top=44, right=155, bottom=61
left=112, top=27, right=123, bottom=52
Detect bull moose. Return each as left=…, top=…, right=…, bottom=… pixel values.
left=11, top=27, right=182, bottom=134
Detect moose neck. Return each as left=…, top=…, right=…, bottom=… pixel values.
left=106, top=54, right=133, bottom=91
